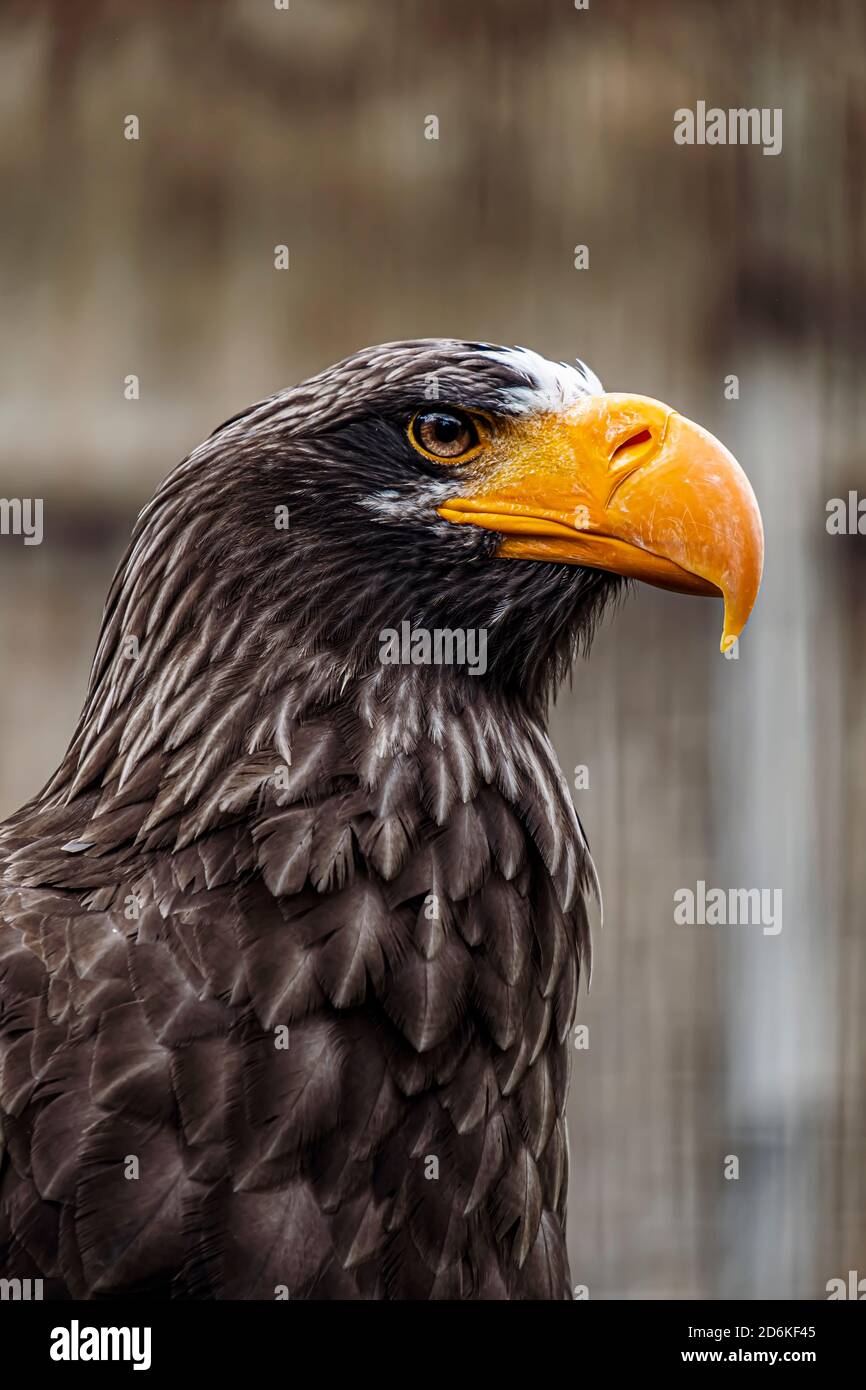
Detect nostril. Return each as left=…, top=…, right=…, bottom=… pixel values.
left=611, top=428, right=653, bottom=464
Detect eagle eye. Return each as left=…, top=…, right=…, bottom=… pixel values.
left=408, top=408, right=484, bottom=462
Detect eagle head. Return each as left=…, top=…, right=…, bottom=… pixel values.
left=58, top=338, right=762, bottom=805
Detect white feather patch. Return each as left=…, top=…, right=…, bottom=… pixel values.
left=483, top=346, right=603, bottom=412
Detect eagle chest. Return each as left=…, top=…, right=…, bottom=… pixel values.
left=210, top=721, right=584, bottom=1296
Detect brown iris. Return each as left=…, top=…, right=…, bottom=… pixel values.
left=408, top=409, right=483, bottom=462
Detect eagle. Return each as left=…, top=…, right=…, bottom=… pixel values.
left=0, top=340, right=763, bottom=1300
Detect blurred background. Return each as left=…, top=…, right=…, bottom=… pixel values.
left=1, top=0, right=864, bottom=1298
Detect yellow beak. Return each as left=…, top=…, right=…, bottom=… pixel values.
left=437, top=393, right=764, bottom=651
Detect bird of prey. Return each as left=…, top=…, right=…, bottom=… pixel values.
left=0, top=340, right=762, bottom=1300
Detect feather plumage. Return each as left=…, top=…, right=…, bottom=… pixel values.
left=0, top=340, right=615, bottom=1299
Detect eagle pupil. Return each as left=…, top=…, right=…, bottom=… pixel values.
left=413, top=409, right=478, bottom=459
left=436, top=418, right=460, bottom=442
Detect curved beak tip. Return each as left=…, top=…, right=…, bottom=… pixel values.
left=436, top=389, right=765, bottom=652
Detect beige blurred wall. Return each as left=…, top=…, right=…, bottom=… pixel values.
left=1, top=0, right=864, bottom=1297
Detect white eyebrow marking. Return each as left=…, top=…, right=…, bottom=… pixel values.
left=482, top=346, right=604, bottom=412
